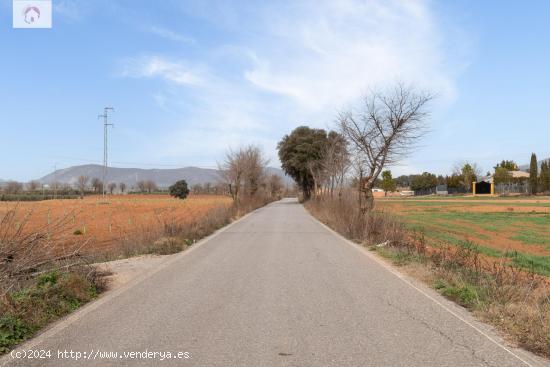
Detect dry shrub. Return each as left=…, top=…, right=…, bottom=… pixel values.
left=0, top=206, right=93, bottom=295
left=0, top=206, right=108, bottom=353
left=112, top=203, right=236, bottom=258
left=484, top=295, right=550, bottom=355
left=305, top=192, right=404, bottom=245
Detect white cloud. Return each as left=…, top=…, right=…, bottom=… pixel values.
left=119, top=0, right=467, bottom=169
left=244, top=0, right=457, bottom=117
left=119, top=56, right=203, bottom=86
left=148, top=26, right=196, bottom=44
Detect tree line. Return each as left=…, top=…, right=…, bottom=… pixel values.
left=277, top=83, right=550, bottom=208
left=218, top=145, right=285, bottom=211
left=278, top=84, right=433, bottom=213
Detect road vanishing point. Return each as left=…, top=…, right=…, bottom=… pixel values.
left=3, top=199, right=547, bottom=367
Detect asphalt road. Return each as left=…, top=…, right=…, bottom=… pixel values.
left=3, top=199, right=547, bottom=366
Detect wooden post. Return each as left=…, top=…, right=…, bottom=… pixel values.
left=472, top=181, right=476, bottom=195
left=490, top=183, right=495, bottom=195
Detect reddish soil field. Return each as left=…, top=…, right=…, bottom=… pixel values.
left=0, top=195, right=232, bottom=253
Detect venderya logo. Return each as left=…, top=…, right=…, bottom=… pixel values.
left=13, top=0, right=51, bottom=28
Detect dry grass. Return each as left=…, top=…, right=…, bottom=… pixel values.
left=0, top=206, right=92, bottom=295
left=306, top=191, right=550, bottom=358
left=0, top=207, right=108, bottom=353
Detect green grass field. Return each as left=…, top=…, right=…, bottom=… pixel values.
left=378, top=196, right=550, bottom=276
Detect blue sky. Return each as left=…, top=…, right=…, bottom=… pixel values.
left=1, top=0, right=549, bottom=181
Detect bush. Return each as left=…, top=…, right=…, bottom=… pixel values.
left=0, top=268, right=105, bottom=353
left=169, top=180, right=190, bottom=200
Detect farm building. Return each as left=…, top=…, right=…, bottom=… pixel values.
left=473, top=180, right=493, bottom=195
left=479, top=171, right=530, bottom=195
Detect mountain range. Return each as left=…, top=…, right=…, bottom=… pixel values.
left=37, top=164, right=292, bottom=188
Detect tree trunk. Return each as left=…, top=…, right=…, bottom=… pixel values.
left=361, top=181, right=375, bottom=214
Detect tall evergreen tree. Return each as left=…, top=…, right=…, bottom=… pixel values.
left=380, top=170, right=396, bottom=195
left=541, top=160, right=550, bottom=192
left=529, top=153, right=538, bottom=195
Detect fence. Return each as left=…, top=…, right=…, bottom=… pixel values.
left=494, top=182, right=530, bottom=195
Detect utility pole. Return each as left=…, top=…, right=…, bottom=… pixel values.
left=53, top=163, right=57, bottom=199
left=98, top=107, right=114, bottom=199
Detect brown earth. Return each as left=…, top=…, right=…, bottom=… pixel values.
left=0, top=194, right=232, bottom=253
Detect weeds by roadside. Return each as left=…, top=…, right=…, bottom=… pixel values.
left=305, top=193, right=550, bottom=358
left=0, top=207, right=109, bottom=353
left=0, top=267, right=106, bottom=353
left=99, top=195, right=270, bottom=260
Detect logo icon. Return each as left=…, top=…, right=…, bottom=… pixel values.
left=13, top=0, right=52, bottom=28
left=24, top=6, right=40, bottom=24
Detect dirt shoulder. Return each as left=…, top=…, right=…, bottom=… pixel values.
left=97, top=254, right=178, bottom=290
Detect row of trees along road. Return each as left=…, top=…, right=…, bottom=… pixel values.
left=219, top=145, right=284, bottom=211
left=279, top=84, right=433, bottom=213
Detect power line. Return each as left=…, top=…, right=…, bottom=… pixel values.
left=98, top=107, right=114, bottom=198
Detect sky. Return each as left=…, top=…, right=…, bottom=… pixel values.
left=1, top=0, right=549, bottom=181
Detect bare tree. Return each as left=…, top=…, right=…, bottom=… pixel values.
left=339, top=84, right=432, bottom=213
left=5, top=181, right=23, bottom=194
left=322, top=131, right=350, bottom=198
left=243, top=145, right=269, bottom=197
left=108, top=182, right=117, bottom=194
left=91, top=178, right=103, bottom=193
left=136, top=180, right=148, bottom=193
left=77, top=175, right=89, bottom=198
left=267, top=174, right=283, bottom=199
left=144, top=180, right=157, bottom=194
left=219, top=148, right=245, bottom=204
left=26, top=180, right=40, bottom=192
left=118, top=182, right=127, bottom=193
left=219, top=145, right=268, bottom=205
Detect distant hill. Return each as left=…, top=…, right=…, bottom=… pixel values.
left=518, top=157, right=550, bottom=171
left=37, top=164, right=292, bottom=188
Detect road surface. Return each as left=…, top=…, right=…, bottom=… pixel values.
left=3, top=199, right=547, bottom=366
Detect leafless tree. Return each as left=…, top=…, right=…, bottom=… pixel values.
left=322, top=132, right=350, bottom=198
left=91, top=178, right=103, bottom=193
left=267, top=174, right=283, bottom=199
left=108, top=182, right=117, bottom=194
left=59, top=183, right=72, bottom=195
left=26, top=180, right=40, bottom=192
left=219, top=145, right=268, bottom=205
left=219, top=148, right=245, bottom=204
left=77, top=175, right=89, bottom=198
left=118, top=182, right=127, bottom=194
left=5, top=181, right=23, bottom=194
left=136, top=180, right=148, bottom=193
left=144, top=180, right=158, bottom=193
left=338, top=84, right=433, bottom=213
left=243, top=145, right=269, bottom=197
left=307, top=159, right=326, bottom=198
